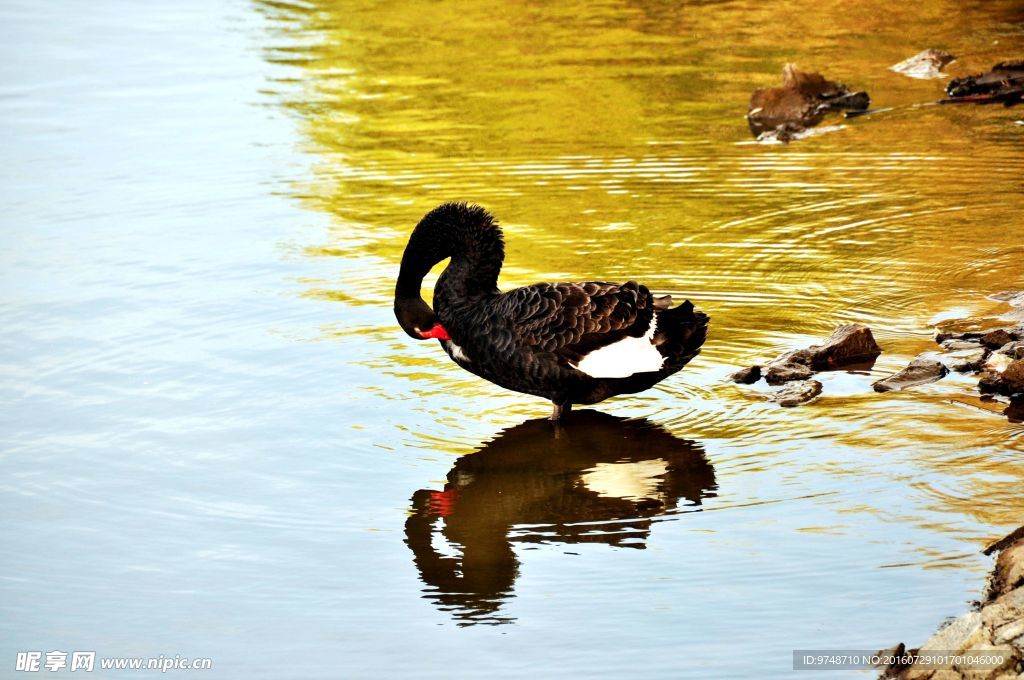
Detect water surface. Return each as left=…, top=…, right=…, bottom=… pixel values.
left=1, top=0, right=1023, bottom=677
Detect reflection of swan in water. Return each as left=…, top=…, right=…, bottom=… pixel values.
left=404, top=410, right=717, bottom=625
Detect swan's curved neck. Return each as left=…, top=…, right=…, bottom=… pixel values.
left=395, top=203, right=504, bottom=306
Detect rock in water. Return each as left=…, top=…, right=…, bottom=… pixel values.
left=986, top=352, right=1015, bottom=374
left=769, top=380, right=822, bottom=407
left=935, top=330, right=985, bottom=344
left=995, top=340, right=1024, bottom=360
left=799, top=323, right=882, bottom=370
left=991, top=539, right=1024, bottom=599
left=761, top=324, right=881, bottom=385
left=729, top=365, right=762, bottom=384
left=943, top=60, right=1024, bottom=105
left=992, top=289, right=1024, bottom=311
left=764, top=362, right=813, bottom=385
left=943, top=347, right=987, bottom=373
left=981, top=328, right=1015, bottom=349
left=940, top=339, right=983, bottom=351
left=872, top=356, right=948, bottom=392
left=979, top=358, right=1024, bottom=398
left=890, top=48, right=955, bottom=79
left=747, top=64, right=869, bottom=140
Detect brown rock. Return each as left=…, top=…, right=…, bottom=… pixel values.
left=766, top=324, right=882, bottom=377
left=769, top=379, right=822, bottom=407
left=764, top=362, right=813, bottom=385
left=982, top=329, right=1015, bottom=349
left=985, top=526, right=1024, bottom=556
left=944, top=348, right=987, bottom=373
left=803, top=324, right=882, bottom=369
left=998, top=325, right=1023, bottom=340
left=873, top=356, right=949, bottom=392
left=730, top=365, right=762, bottom=384
left=979, top=359, right=1024, bottom=397
left=990, top=541, right=1024, bottom=600
left=747, top=64, right=869, bottom=139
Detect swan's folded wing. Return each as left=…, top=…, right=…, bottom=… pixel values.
left=497, top=280, right=655, bottom=364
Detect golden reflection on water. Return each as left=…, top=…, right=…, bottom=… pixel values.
left=257, top=0, right=1024, bottom=576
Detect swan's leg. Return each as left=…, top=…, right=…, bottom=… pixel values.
left=549, top=402, right=571, bottom=421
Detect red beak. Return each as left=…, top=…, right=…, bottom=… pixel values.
left=428, top=487, right=458, bottom=516
left=418, top=323, right=451, bottom=341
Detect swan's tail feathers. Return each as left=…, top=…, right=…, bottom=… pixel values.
left=654, top=300, right=709, bottom=371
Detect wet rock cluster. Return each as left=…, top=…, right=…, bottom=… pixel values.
left=934, top=292, right=1024, bottom=401
left=878, top=526, right=1024, bottom=680
left=731, top=292, right=1024, bottom=410
left=730, top=323, right=882, bottom=406
left=749, top=52, right=1023, bottom=142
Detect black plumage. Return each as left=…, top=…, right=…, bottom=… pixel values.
left=394, top=202, right=709, bottom=419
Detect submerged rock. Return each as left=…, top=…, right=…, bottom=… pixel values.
left=729, top=365, right=762, bottom=384
left=748, top=64, right=870, bottom=140
left=769, top=379, right=822, bottom=407
left=890, top=48, right=955, bottom=79
left=872, top=356, right=948, bottom=392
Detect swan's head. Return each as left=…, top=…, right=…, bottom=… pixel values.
left=394, top=296, right=449, bottom=340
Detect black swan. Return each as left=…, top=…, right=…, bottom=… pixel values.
left=394, top=202, right=709, bottom=419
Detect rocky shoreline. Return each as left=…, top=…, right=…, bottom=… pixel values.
left=878, top=527, right=1024, bottom=679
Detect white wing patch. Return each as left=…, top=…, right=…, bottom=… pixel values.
left=580, top=458, right=669, bottom=502
left=447, top=341, right=470, bottom=363
left=573, top=315, right=663, bottom=378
